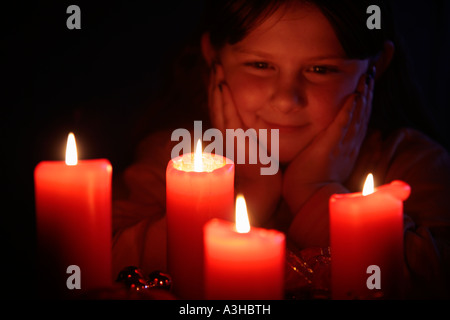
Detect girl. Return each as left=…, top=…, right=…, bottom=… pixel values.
left=113, top=0, right=450, bottom=298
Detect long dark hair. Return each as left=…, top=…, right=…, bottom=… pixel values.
left=135, top=0, right=441, bottom=146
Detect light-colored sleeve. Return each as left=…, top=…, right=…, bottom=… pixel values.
left=349, top=128, right=450, bottom=297
left=382, top=129, right=450, bottom=298
left=287, top=183, right=349, bottom=249
left=287, top=128, right=450, bottom=298
left=112, top=131, right=174, bottom=278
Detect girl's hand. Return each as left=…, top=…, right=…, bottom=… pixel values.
left=208, top=63, right=282, bottom=226
left=208, top=62, right=243, bottom=133
left=283, top=69, right=375, bottom=214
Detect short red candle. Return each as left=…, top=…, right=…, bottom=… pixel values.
left=34, top=133, right=112, bottom=296
left=329, top=174, right=410, bottom=299
left=204, top=195, right=285, bottom=300
left=166, top=142, right=234, bottom=299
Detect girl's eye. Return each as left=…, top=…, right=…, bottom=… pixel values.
left=245, top=61, right=272, bottom=70
left=307, top=65, right=338, bottom=74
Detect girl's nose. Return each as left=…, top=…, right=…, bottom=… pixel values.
left=270, top=79, right=305, bottom=113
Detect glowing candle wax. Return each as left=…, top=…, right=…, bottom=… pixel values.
left=34, top=133, right=112, bottom=297
left=204, top=195, right=286, bottom=300
left=166, top=140, right=234, bottom=299
left=329, top=174, right=410, bottom=299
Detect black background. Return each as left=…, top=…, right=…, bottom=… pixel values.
left=3, top=1, right=449, bottom=298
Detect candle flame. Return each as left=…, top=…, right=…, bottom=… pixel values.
left=362, top=173, right=374, bottom=196
left=65, top=132, right=78, bottom=166
left=194, top=139, right=203, bottom=172
left=235, top=194, right=251, bottom=233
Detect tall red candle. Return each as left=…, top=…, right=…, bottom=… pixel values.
left=204, top=195, right=285, bottom=300
left=166, top=140, right=234, bottom=299
left=34, top=133, right=112, bottom=297
left=329, top=174, right=410, bottom=299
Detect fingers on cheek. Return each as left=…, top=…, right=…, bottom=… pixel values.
left=367, top=77, right=375, bottom=106
left=208, top=68, right=215, bottom=98
left=219, top=81, right=232, bottom=105
left=209, top=79, right=225, bottom=128
left=215, top=64, right=225, bottom=84
left=356, top=73, right=367, bottom=94
left=338, top=94, right=357, bottom=130
left=353, top=93, right=367, bottom=129
left=346, top=95, right=369, bottom=145
left=220, top=83, right=240, bottom=128
left=340, top=94, right=362, bottom=145
left=358, top=77, right=374, bottom=128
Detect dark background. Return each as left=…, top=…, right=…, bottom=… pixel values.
left=3, top=1, right=449, bottom=297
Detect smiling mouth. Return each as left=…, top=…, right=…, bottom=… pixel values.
left=262, top=120, right=310, bottom=133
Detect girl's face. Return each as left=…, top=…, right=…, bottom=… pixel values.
left=217, top=4, right=369, bottom=163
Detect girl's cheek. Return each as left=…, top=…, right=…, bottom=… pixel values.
left=307, top=65, right=366, bottom=128
left=228, top=72, right=273, bottom=113
left=308, top=84, right=349, bottom=128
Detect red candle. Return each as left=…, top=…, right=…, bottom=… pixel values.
left=166, top=140, right=234, bottom=299
left=329, top=174, right=410, bottom=299
left=204, top=195, right=285, bottom=300
left=34, top=133, right=112, bottom=297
